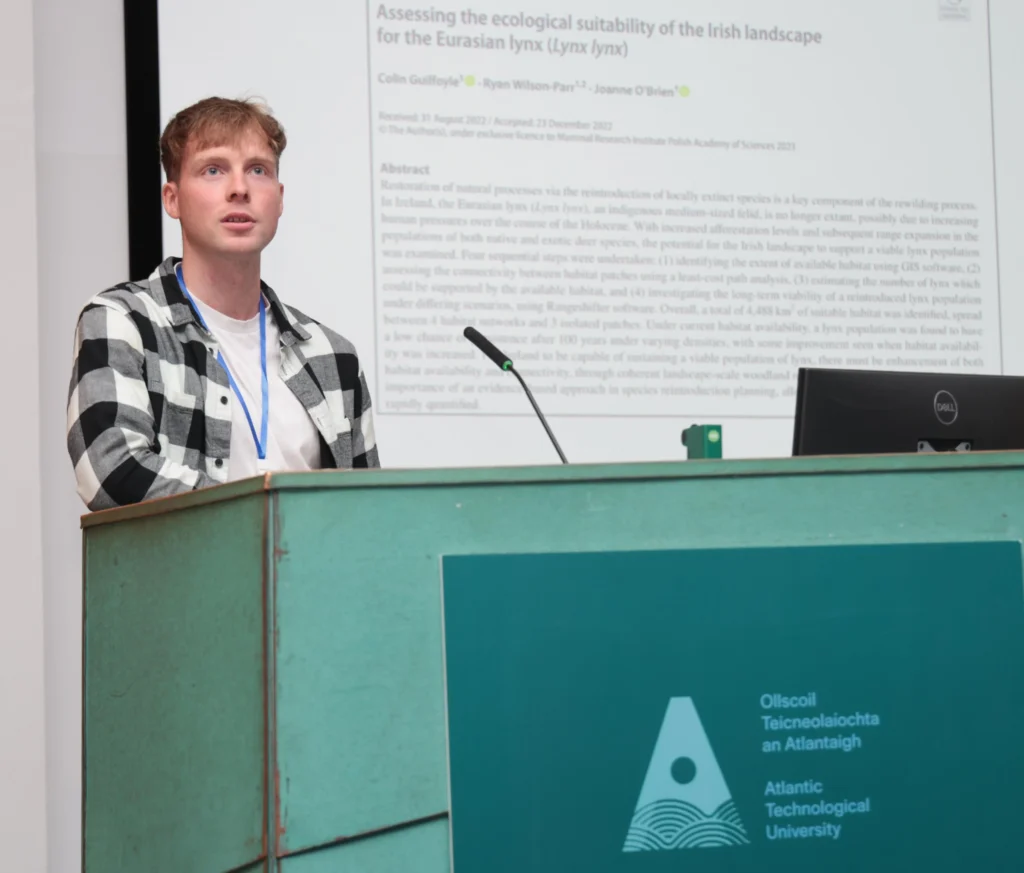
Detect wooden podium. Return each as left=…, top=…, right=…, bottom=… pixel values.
left=81, top=453, right=1024, bottom=871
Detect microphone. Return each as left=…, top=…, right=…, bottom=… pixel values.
left=463, top=326, right=568, bottom=464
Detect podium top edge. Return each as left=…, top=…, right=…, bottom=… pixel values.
left=79, top=450, right=1024, bottom=529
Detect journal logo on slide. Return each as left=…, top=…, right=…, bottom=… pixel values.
left=623, top=697, right=749, bottom=851
left=938, top=0, right=970, bottom=21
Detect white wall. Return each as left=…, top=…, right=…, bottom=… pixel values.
left=33, top=0, right=129, bottom=869
left=2, top=1, right=128, bottom=868
left=0, top=0, right=50, bottom=869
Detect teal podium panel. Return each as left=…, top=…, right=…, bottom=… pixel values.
left=442, top=542, right=1024, bottom=872
left=80, top=452, right=1024, bottom=870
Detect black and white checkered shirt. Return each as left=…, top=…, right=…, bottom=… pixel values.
left=66, top=256, right=379, bottom=511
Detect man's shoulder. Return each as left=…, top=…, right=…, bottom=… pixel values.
left=78, top=260, right=179, bottom=324
left=84, top=279, right=158, bottom=313
left=282, top=303, right=362, bottom=360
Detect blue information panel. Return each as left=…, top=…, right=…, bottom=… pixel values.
left=441, top=542, right=1024, bottom=872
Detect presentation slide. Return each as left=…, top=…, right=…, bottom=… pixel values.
left=158, top=0, right=1024, bottom=467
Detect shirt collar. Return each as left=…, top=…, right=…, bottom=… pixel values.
left=153, top=256, right=312, bottom=345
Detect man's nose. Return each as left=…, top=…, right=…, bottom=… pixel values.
left=227, top=171, right=250, bottom=201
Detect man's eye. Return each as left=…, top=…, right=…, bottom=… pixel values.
left=252, top=166, right=266, bottom=175
left=204, top=166, right=220, bottom=176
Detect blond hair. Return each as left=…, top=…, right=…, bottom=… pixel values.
left=159, top=96, right=287, bottom=183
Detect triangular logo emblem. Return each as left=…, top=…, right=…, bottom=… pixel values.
left=623, top=697, right=749, bottom=851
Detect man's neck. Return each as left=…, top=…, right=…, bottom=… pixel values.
left=179, top=248, right=263, bottom=320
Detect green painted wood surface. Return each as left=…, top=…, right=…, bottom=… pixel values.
left=277, top=819, right=449, bottom=872
left=272, top=490, right=449, bottom=853
left=79, top=451, right=1024, bottom=531
left=267, top=454, right=1024, bottom=857
left=83, top=496, right=267, bottom=872
left=82, top=451, right=1024, bottom=868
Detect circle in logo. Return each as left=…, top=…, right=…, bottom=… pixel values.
left=670, top=756, right=697, bottom=785
left=933, top=390, right=958, bottom=426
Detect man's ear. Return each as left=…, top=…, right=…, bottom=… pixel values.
left=278, top=183, right=284, bottom=217
left=162, top=181, right=180, bottom=220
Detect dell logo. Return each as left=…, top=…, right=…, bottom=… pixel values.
left=934, top=390, right=958, bottom=425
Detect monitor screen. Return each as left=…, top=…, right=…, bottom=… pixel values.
left=791, top=368, right=1024, bottom=456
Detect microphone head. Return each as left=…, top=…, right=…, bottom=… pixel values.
left=462, top=325, right=513, bottom=371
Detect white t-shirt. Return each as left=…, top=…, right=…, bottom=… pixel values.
left=192, top=296, right=322, bottom=481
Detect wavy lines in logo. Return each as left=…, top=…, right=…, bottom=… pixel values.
left=623, top=696, right=749, bottom=852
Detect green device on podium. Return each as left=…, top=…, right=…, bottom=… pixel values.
left=82, top=453, right=1024, bottom=871
left=682, top=423, right=722, bottom=459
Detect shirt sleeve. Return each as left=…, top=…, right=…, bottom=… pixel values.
left=350, top=367, right=380, bottom=468
left=66, top=297, right=216, bottom=511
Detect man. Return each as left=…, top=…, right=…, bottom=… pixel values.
left=66, top=97, right=378, bottom=511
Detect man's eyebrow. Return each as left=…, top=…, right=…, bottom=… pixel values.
left=188, top=149, right=276, bottom=165
left=189, top=148, right=230, bottom=162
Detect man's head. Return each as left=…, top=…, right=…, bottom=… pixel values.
left=161, top=97, right=287, bottom=262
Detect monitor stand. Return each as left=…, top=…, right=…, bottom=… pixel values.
left=917, top=439, right=973, bottom=453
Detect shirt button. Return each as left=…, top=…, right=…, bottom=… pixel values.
left=220, top=395, right=228, bottom=405
left=215, top=459, right=224, bottom=468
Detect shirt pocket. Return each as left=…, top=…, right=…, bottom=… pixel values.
left=147, top=370, right=199, bottom=443
left=151, top=358, right=200, bottom=410
left=162, top=386, right=199, bottom=409
left=317, top=386, right=352, bottom=438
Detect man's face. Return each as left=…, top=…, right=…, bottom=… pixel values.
left=162, top=126, right=284, bottom=260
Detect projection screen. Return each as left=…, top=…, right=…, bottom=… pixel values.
left=155, top=0, right=1024, bottom=467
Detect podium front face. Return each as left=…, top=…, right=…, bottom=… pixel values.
left=440, top=543, right=1024, bottom=872
left=83, top=493, right=267, bottom=872
left=82, top=454, right=1024, bottom=872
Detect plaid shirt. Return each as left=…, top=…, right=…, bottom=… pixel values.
left=66, top=256, right=379, bottom=511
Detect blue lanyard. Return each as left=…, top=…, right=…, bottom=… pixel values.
left=176, top=265, right=269, bottom=460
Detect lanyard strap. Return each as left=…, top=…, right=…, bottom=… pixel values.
left=176, top=265, right=269, bottom=460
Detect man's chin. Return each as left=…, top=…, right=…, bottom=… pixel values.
left=205, top=237, right=269, bottom=259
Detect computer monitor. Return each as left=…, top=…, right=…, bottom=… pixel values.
left=791, top=367, right=1024, bottom=456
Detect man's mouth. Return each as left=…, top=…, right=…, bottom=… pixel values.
left=222, top=213, right=255, bottom=226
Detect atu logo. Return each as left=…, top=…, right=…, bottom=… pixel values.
left=623, top=697, right=749, bottom=852
left=934, top=390, right=958, bottom=425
